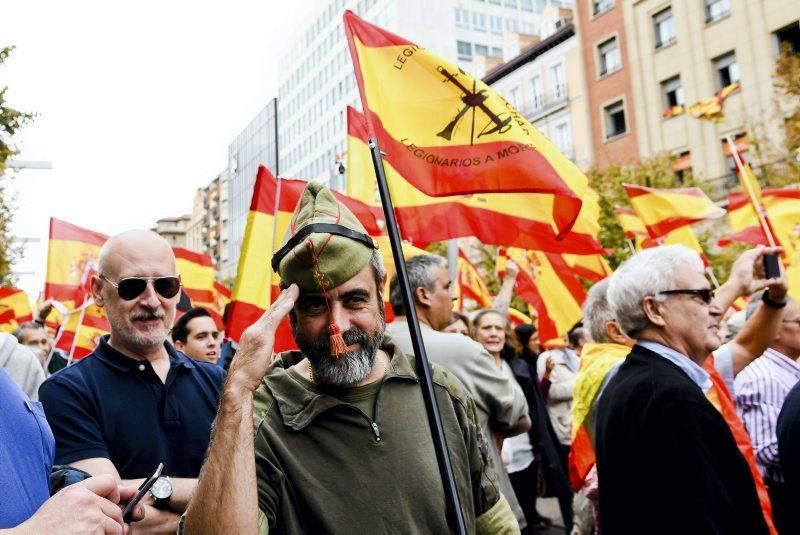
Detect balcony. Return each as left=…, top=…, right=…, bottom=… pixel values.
left=521, top=85, right=569, bottom=122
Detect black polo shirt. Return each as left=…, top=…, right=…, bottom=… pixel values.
left=39, top=337, right=225, bottom=479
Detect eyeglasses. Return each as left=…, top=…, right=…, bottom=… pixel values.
left=657, top=288, right=715, bottom=305
left=100, top=275, right=181, bottom=301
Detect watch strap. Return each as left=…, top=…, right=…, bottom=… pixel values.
left=762, top=289, right=787, bottom=309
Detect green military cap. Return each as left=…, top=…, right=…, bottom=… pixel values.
left=271, top=181, right=377, bottom=293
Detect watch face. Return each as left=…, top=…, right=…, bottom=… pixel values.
left=151, top=477, right=172, bottom=499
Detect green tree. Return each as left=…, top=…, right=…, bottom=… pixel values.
left=0, top=46, right=35, bottom=284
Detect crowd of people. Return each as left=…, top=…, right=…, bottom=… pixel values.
left=3, top=181, right=800, bottom=534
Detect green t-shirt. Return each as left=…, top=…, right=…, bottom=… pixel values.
left=287, top=367, right=383, bottom=420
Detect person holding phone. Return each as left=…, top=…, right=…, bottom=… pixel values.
left=0, top=365, right=144, bottom=533
left=38, top=230, right=226, bottom=533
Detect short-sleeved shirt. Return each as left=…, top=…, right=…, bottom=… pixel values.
left=0, top=367, right=54, bottom=528
left=39, top=337, right=225, bottom=479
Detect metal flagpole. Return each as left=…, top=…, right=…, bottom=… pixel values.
left=368, top=138, right=467, bottom=535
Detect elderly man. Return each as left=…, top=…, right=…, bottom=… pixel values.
left=384, top=254, right=532, bottom=530
left=183, top=183, right=516, bottom=533
left=12, top=321, right=68, bottom=375
left=39, top=230, right=226, bottom=532
left=736, top=293, right=800, bottom=531
left=596, top=245, right=770, bottom=534
left=171, top=307, right=222, bottom=364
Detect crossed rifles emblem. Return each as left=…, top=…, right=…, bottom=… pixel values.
left=436, top=66, right=512, bottom=145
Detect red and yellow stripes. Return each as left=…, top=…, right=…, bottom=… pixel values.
left=0, top=287, right=33, bottom=333
left=347, top=107, right=603, bottom=254
left=54, top=302, right=110, bottom=361
left=45, top=218, right=108, bottom=309
left=343, top=11, right=587, bottom=237
left=455, top=250, right=493, bottom=310
left=624, top=183, right=725, bottom=238
left=507, top=248, right=585, bottom=347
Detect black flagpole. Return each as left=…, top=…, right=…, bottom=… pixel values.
left=368, top=138, right=467, bottom=535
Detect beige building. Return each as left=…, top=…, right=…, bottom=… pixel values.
left=624, top=0, right=800, bottom=196
left=485, top=9, right=596, bottom=170
left=186, top=169, right=231, bottom=279
left=153, top=215, right=191, bottom=248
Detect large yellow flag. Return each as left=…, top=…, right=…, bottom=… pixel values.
left=346, top=106, right=603, bottom=254
left=344, top=10, right=587, bottom=237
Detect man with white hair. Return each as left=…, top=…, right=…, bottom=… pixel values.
left=595, top=245, right=770, bottom=534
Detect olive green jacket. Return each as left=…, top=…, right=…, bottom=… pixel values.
left=252, top=337, right=519, bottom=534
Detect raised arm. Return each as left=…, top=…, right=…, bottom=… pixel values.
left=492, top=259, right=519, bottom=317
left=182, top=285, right=298, bottom=534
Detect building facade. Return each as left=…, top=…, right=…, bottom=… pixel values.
left=187, top=169, right=231, bottom=279
left=227, top=98, right=279, bottom=277
left=275, top=0, right=565, bottom=188
left=153, top=215, right=191, bottom=248
left=486, top=12, right=595, bottom=170
left=574, top=0, right=640, bottom=169
left=623, top=0, right=800, bottom=196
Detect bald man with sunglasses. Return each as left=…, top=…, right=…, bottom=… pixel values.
left=39, top=230, right=226, bottom=533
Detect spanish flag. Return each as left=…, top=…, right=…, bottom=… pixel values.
left=614, top=207, right=648, bottom=239
left=226, top=166, right=381, bottom=346
left=45, top=218, right=108, bottom=309
left=0, top=287, right=33, bottom=333
left=54, top=301, right=110, bottom=361
left=507, top=248, right=585, bottom=347
left=717, top=193, right=768, bottom=247
left=728, top=139, right=764, bottom=209
left=564, top=254, right=612, bottom=283
left=173, top=247, right=230, bottom=327
left=344, top=11, right=587, bottom=237
left=455, top=249, right=493, bottom=310
left=624, top=183, right=725, bottom=238
left=508, top=308, right=532, bottom=326
left=347, top=106, right=603, bottom=254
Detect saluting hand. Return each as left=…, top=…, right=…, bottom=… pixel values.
left=226, top=284, right=299, bottom=395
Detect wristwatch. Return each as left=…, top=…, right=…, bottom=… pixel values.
left=150, top=476, right=173, bottom=510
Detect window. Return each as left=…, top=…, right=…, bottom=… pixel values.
left=506, top=18, right=520, bottom=32
left=490, top=15, right=503, bottom=34
left=598, top=37, right=621, bottom=76
left=505, top=0, right=518, bottom=6
left=775, top=21, right=800, bottom=54
left=673, top=151, right=692, bottom=184
left=488, top=0, right=501, bottom=4
left=593, top=0, right=614, bottom=16
left=455, top=8, right=469, bottom=28
left=508, top=87, right=520, bottom=109
left=475, top=44, right=489, bottom=56
left=491, top=47, right=503, bottom=57
left=653, top=8, right=676, bottom=48
left=704, top=0, right=730, bottom=23
left=529, top=75, right=544, bottom=111
left=457, top=41, right=473, bottom=61
left=553, top=121, right=573, bottom=158
left=604, top=100, right=627, bottom=139
left=521, top=0, right=533, bottom=11
left=550, top=63, right=567, bottom=100
left=714, top=51, right=739, bottom=89
left=661, top=75, right=684, bottom=108
left=472, top=12, right=487, bottom=32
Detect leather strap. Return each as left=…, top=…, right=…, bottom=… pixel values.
left=271, top=223, right=377, bottom=271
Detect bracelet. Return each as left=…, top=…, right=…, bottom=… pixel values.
left=762, top=289, right=787, bottom=309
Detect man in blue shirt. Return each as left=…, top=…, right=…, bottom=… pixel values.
left=0, top=366, right=144, bottom=532
left=39, top=230, right=225, bottom=533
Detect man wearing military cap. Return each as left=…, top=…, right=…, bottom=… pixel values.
left=184, top=182, right=518, bottom=533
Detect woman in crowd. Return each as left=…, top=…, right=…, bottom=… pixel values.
left=471, top=309, right=573, bottom=532
left=442, top=311, right=470, bottom=336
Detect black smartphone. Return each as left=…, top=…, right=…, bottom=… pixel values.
left=763, top=253, right=781, bottom=280
left=122, top=462, right=163, bottom=523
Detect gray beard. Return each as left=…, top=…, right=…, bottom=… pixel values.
left=293, top=320, right=385, bottom=388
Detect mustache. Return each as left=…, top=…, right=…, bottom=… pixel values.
left=131, top=310, right=165, bottom=321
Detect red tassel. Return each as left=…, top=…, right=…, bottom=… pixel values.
left=329, top=323, right=348, bottom=357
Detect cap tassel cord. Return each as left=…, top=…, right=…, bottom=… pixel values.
left=328, top=323, right=348, bottom=357
left=307, top=239, right=347, bottom=358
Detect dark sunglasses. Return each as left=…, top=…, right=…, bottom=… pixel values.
left=100, top=274, right=181, bottom=301
left=658, top=288, right=715, bottom=304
